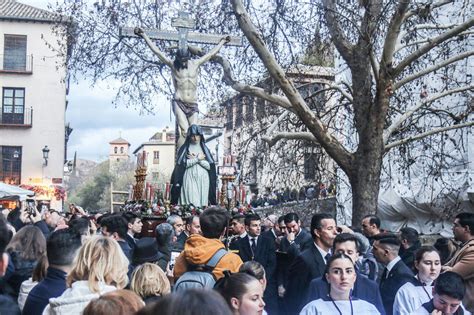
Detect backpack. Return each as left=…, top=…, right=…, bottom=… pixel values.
left=173, top=248, right=227, bottom=292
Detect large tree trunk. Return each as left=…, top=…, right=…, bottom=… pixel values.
left=350, top=146, right=384, bottom=226
left=348, top=45, right=388, bottom=226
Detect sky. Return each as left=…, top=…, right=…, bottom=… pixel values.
left=29, top=0, right=175, bottom=162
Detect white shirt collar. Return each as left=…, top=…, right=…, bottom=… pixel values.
left=314, top=242, right=330, bottom=264
left=386, top=256, right=401, bottom=273
left=249, top=235, right=258, bottom=246
left=239, top=231, right=247, bottom=238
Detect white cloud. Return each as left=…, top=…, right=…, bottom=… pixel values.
left=66, top=80, right=175, bottom=162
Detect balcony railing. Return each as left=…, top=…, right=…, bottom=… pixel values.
left=0, top=107, right=33, bottom=128
left=0, top=54, right=33, bottom=74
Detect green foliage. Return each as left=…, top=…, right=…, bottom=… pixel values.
left=68, top=160, right=135, bottom=212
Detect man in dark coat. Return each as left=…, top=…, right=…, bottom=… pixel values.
left=170, top=124, right=217, bottom=206
left=372, top=234, right=414, bottom=315
left=23, top=229, right=82, bottom=315
left=399, top=227, right=421, bottom=272
left=230, top=214, right=277, bottom=314
left=284, top=213, right=338, bottom=314
left=306, top=233, right=385, bottom=314
left=277, top=213, right=312, bottom=304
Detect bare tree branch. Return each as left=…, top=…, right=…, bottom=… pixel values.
left=267, top=111, right=290, bottom=135
left=393, top=17, right=474, bottom=76
left=321, top=0, right=354, bottom=63
left=231, top=0, right=354, bottom=172
left=261, top=131, right=318, bottom=147
left=310, top=83, right=354, bottom=103
left=381, top=0, right=410, bottom=70
left=370, top=51, right=380, bottom=82
left=404, top=0, right=454, bottom=20
left=384, top=121, right=474, bottom=151
left=384, top=85, right=474, bottom=143
left=188, top=45, right=294, bottom=111
left=394, top=50, right=474, bottom=90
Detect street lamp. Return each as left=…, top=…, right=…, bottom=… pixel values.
left=42, top=146, right=50, bottom=166
left=67, top=160, right=73, bottom=173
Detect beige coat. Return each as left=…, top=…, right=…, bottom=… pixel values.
left=446, top=238, right=474, bottom=313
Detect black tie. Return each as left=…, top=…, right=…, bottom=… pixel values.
left=251, top=238, right=257, bottom=255
left=381, top=267, right=388, bottom=280
left=324, top=253, right=331, bottom=264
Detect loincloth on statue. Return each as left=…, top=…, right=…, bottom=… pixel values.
left=172, top=99, right=199, bottom=118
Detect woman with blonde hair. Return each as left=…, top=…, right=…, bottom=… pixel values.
left=130, top=263, right=171, bottom=304
left=43, top=235, right=129, bottom=314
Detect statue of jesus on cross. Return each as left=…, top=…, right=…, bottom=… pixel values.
left=133, top=27, right=230, bottom=149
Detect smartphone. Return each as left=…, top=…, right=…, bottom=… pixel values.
left=169, top=251, right=180, bottom=271
left=25, top=200, right=36, bottom=216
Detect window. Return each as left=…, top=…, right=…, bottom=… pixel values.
left=0, top=146, right=22, bottom=185
left=256, top=98, right=265, bottom=120
left=226, top=103, right=234, bottom=130
left=3, top=35, right=27, bottom=71
left=120, top=147, right=124, bottom=154
left=114, top=147, right=118, bottom=154
left=2, top=88, right=25, bottom=124
left=235, top=97, right=243, bottom=127
left=153, top=151, right=160, bottom=164
left=304, top=145, right=322, bottom=180
left=245, top=97, right=254, bottom=123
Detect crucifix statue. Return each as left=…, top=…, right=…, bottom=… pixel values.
left=120, top=11, right=242, bottom=149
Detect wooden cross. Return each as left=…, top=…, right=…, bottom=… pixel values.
left=119, top=10, right=243, bottom=52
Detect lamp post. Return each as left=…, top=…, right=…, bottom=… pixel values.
left=42, top=146, right=49, bottom=166
left=67, top=161, right=73, bottom=173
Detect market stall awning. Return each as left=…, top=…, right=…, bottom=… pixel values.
left=0, top=183, right=35, bottom=201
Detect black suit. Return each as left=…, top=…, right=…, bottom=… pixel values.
left=230, top=234, right=276, bottom=277
left=285, top=244, right=326, bottom=314
left=278, top=229, right=313, bottom=288
left=124, top=234, right=137, bottom=255
left=379, top=258, right=414, bottom=315
left=263, top=229, right=279, bottom=248
left=307, top=272, right=386, bottom=315
left=231, top=234, right=278, bottom=314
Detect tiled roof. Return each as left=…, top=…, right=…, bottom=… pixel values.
left=0, top=0, right=58, bottom=23
left=109, top=137, right=131, bottom=145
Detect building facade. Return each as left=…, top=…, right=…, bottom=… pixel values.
left=222, top=65, right=337, bottom=199
left=133, top=127, right=176, bottom=187
left=0, top=0, right=69, bottom=210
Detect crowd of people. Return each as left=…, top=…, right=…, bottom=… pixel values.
left=248, top=183, right=334, bottom=208
left=0, top=201, right=473, bottom=315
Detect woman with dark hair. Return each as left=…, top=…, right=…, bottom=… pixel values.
left=5, top=225, right=46, bottom=297
left=300, top=253, right=380, bottom=315
left=137, top=288, right=232, bottom=315
left=214, top=272, right=265, bottom=315
left=393, top=246, right=442, bottom=315
left=17, top=255, right=48, bottom=310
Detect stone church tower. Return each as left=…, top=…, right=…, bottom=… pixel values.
left=109, top=136, right=130, bottom=167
